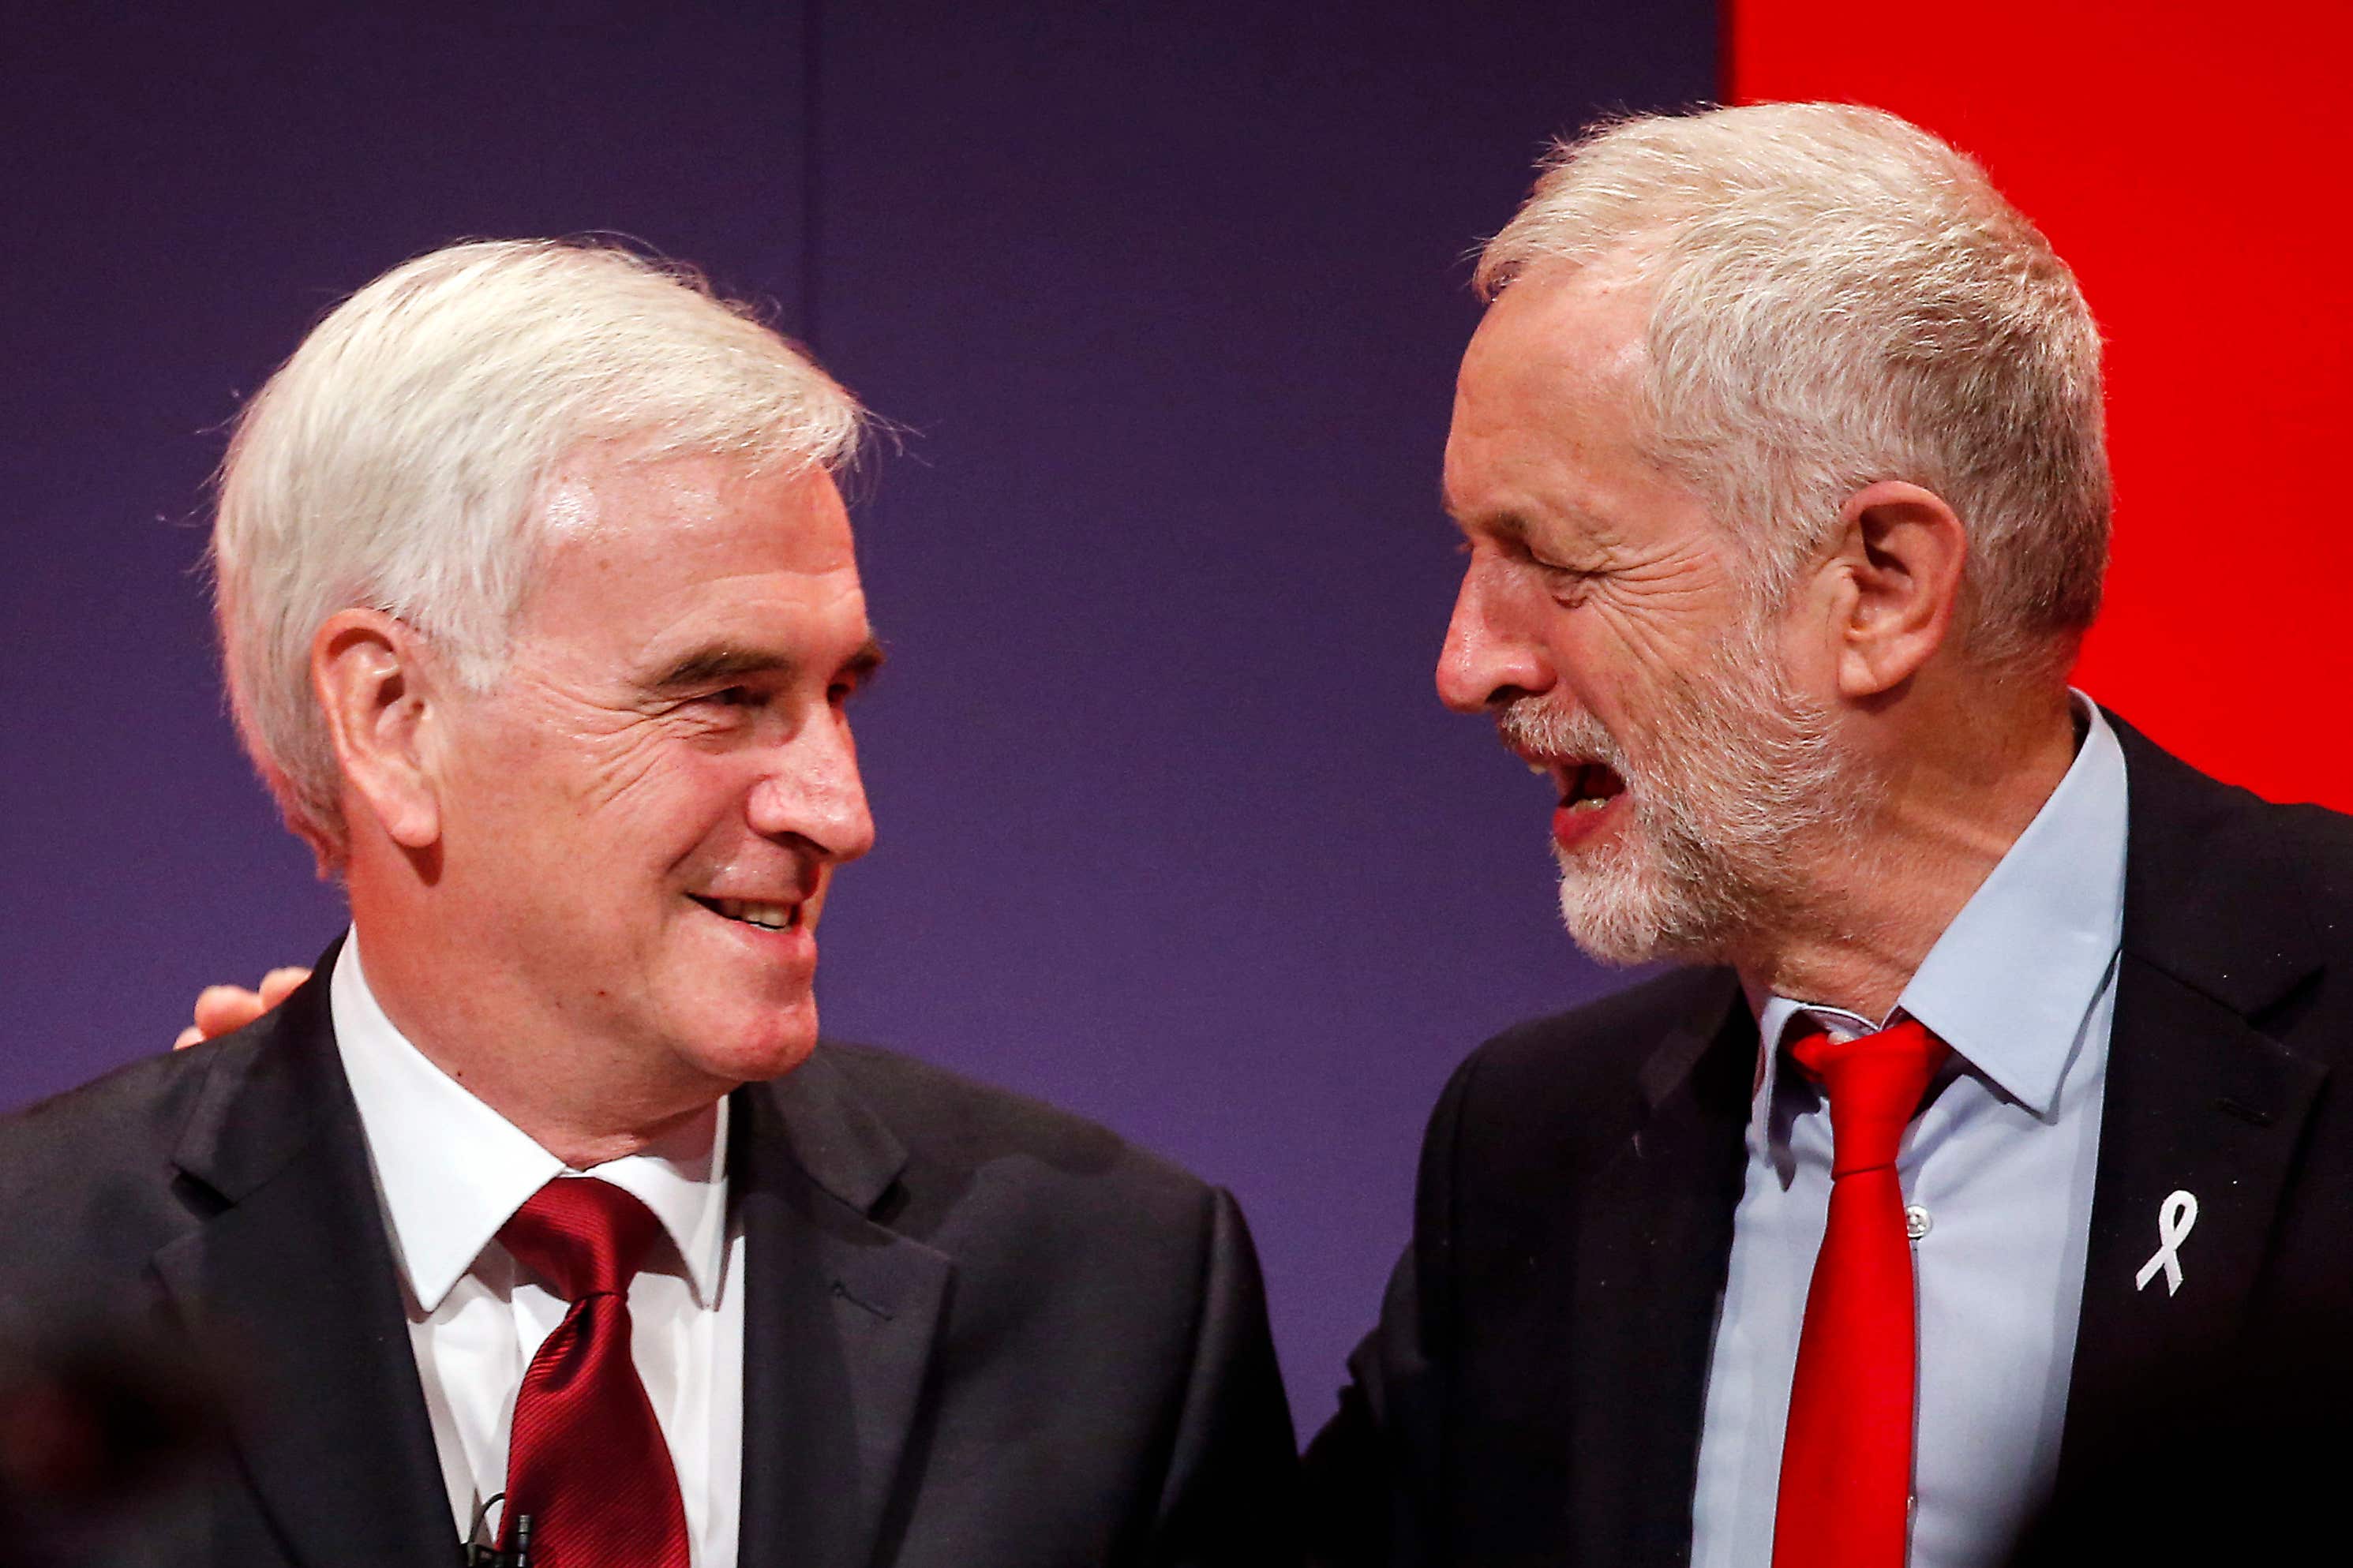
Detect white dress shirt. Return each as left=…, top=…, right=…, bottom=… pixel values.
left=1690, top=695, right=2130, bottom=1568
left=331, top=932, right=744, bottom=1564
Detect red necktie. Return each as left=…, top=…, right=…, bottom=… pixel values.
left=1771, top=1019, right=1946, bottom=1568
left=498, top=1178, right=691, bottom=1568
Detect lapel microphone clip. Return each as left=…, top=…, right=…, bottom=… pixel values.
left=463, top=1492, right=534, bottom=1566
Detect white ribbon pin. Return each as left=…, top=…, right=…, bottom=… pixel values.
left=2134, top=1189, right=2199, bottom=1297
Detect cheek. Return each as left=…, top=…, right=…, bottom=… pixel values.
left=528, top=708, right=721, bottom=828
left=1576, top=591, right=1729, bottom=705
left=610, top=749, right=765, bottom=875
left=450, top=728, right=745, bottom=883
left=1544, top=614, right=1647, bottom=715
left=437, top=724, right=554, bottom=845
left=561, top=716, right=686, bottom=816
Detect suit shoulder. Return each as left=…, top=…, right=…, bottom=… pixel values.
left=0, top=1037, right=246, bottom=1307
left=1423, top=967, right=1739, bottom=1173
left=2115, top=713, right=2353, bottom=907
left=0, top=1040, right=222, bottom=1184
left=810, top=1038, right=1217, bottom=1213
left=2269, top=798, right=2353, bottom=887
left=794, top=1042, right=1244, bottom=1307
left=2141, top=736, right=2353, bottom=953
left=1459, top=967, right=1737, bottom=1100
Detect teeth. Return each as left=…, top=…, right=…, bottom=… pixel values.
left=714, top=899, right=797, bottom=930
left=1565, top=796, right=1609, bottom=814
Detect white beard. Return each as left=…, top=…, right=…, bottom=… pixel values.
left=1499, top=614, right=1874, bottom=966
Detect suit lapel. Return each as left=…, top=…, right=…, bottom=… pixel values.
left=152, top=960, right=454, bottom=1568
left=735, top=1050, right=951, bottom=1568
left=2059, top=720, right=2332, bottom=1486
left=1565, top=973, right=1753, bottom=1565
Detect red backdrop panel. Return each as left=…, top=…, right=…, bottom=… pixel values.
left=1730, top=0, right=2353, bottom=808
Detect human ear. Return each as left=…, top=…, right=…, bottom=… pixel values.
left=310, top=608, right=444, bottom=850
left=1817, top=481, right=1969, bottom=699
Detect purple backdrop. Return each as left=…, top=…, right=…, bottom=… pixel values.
left=1, top=4, right=1715, bottom=1431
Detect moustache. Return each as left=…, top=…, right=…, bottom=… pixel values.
left=1497, top=698, right=1625, bottom=769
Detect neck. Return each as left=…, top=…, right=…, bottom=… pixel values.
left=1733, top=682, right=2080, bottom=1022
left=344, top=861, right=731, bottom=1170
left=546, top=1103, right=721, bottom=1173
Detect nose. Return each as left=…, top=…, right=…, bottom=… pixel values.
left=1437, top=550, right=1554, bottom=713
left=747, top=708, right=877, bottom=866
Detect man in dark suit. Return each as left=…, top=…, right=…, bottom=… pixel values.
left=0, top=240, right=1295, bottom=1566
left=1306, top=103, right=2353, bottom=1566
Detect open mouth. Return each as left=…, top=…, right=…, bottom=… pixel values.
left=1535, top=758, right=1629, bottom=851
left=1555, top=761, right=1627, bottom=814
left=688, top=895, right=805, bottom=933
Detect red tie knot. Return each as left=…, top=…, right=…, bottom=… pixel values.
left=1789, top=1017, right=1947, bottom=1177
left=500, top=1177, right=665, bottom=1300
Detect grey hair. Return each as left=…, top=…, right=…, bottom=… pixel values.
left=211, top=239, right=865, bottom=866
left=1477, top=102, right=2110, bottom=674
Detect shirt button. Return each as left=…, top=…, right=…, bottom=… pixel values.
left=1905, top=1204, right=1932, bottom=1241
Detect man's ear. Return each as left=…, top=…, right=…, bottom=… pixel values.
left=310, top=608, right=445, bottom=850
left=1812, top=481, right=1969, bottom=699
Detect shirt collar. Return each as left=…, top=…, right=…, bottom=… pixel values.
left=1752, top=692, right=2129, bottom=1119
left=330, top=930, right=731, bottom=1314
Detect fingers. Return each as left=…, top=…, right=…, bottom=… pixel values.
left=257, top=967, right=312, bottom=1008
left=177, top=965, right=314, bottom=1052
left=190, top=984, right=272, bottom=1042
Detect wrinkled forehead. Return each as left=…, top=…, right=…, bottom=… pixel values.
left=1444, top=268, right=1659, bottom=509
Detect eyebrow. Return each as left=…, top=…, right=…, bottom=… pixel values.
left=1441, top=473, right=1519, bottom=533
left=649, top=635, right=887, bottom=692
left=1447, top=493, right=1624, bottom=553
left=1444, top=500, right=1536, bottom=544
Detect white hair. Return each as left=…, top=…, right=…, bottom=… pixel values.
left=211, top=239, right=865, bottom=867
left=1478, top=103, right=2110, bottom=673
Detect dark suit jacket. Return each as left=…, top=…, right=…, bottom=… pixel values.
left=1304, top=717, right=2353, bottom=1566
left=0, top=949, right=1299, bottom=1568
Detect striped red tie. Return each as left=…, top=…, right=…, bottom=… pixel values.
left=498, top=1178, right=691, bottom=1568
left=1771, top=1019, right=1946, bottom=1568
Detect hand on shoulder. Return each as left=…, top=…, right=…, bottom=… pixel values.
left=172, top=966, right=310, bottom=1050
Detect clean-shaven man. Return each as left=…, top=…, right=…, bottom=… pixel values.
left=0, top=241, right=1297, bottom=1568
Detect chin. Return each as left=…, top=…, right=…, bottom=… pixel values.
left=679, top=999, right=822, bottom=1087
left=1558, top=887, right=1671, bottom=967
left=1554, top=848, right=1733, bottom=968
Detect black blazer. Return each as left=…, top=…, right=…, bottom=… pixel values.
left=0, top=950, right=1299, bottom=1567
left=1304, top=717, right=2353, bottom=1566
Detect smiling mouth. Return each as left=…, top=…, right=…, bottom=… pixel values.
left=689, top=896, right=805, bottom=932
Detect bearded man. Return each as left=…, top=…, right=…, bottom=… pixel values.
left=1303, top=103, right=2353, bottom=1567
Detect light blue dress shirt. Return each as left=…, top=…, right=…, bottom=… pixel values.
left=1688, top=697, right=2129, bottom=1568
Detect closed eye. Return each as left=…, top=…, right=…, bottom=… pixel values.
left=1527, top=554, right=1600, bottom=606
left=1511, top=538, right=1593, bottom=580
